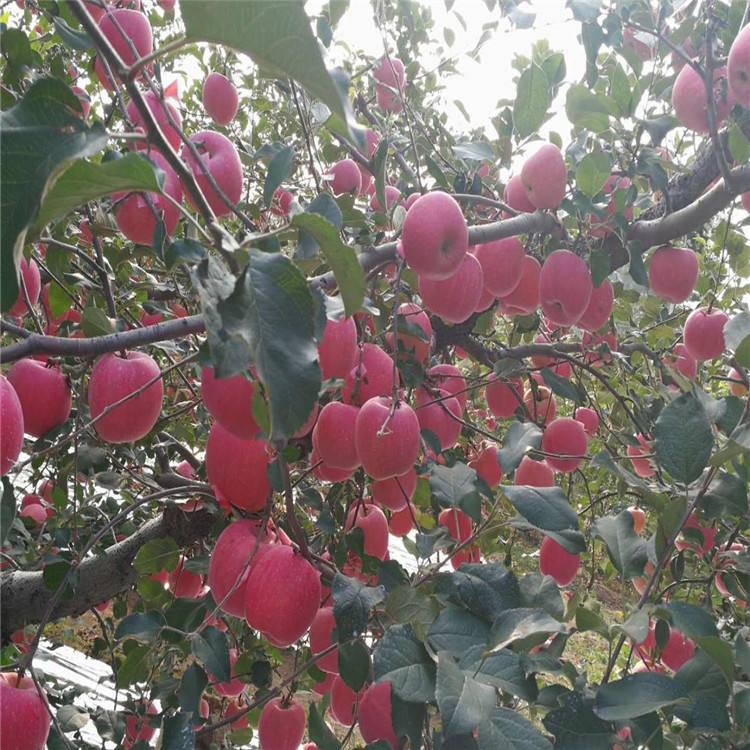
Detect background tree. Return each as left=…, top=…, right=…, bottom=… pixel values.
left=2, top=0, right=750, bottom=748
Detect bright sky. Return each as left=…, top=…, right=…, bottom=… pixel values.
left=313, top=0, right=583, bottom=136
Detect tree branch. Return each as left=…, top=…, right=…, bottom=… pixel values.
left=1, top=504, right=214, bottom=640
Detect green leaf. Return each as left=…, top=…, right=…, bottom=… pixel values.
left=565, top=84, right=614, bottom=132
left=52, top=16, right=93, bottom=51
left=332, top=573, right=385, bottom=640
left=292, top=213, right=365, bottom=316
left=694, top=636, right=734, bottom=685
left=436, top=563, right=522, bottom=622
left=385, top=585, right=440, bottom=631
left=543, top=692, right=614, bottom=750
left=591, top=510, right=648, bottom=579
left=540, top=368, right=584, bottom=403
left=133, top=537, right=179, bottom=574
left=81, top=306, right=114, bottom=338
left=1, top=77, right=107, bottom=310
left=503, top=485, right=585, bottom=554
left=296, top=193, right=343, bottom=259
left=436, top=652, right=495, bottom=737
left=191, top=626, right=230, bottom=682
left=498, top=421, right=543, bottom=473
left=513, top=65, right=551, bottom=138
left=114, top=611, right=166, bottom=643
left=308, top=703, right=341, bottom=750
left=194, top=252, right=321, bottom=440
left=576, top=151, right=612, bottom=197
left=661, top=601, right=718, bottom=640
left=116, top=644, right=151, bottom=687
left=458, top=645, right=538, bottom=701
left=723, top=311, right=750, bottom=368
left=728, top=122, right=750, bottom=165
left=488, top=608, right=566, bottom=652
left=263, top=145, right=294, bottom=207
left=34, top=153, right=162, bottom=231
left=56, top=704, right=90, bottom=733
left=1, top=478, right=16, bottom=545
left=654, top=393, right=713, bottom=485
left=372, top=624, right=436, bottom=702
left=179, top=663, right=208, bottom=716
left=519, top=572, right=564, bottom=620
left=452, top=141, right=494, bottom=162
left=428, top=606, right=490, bottom=658
left=338, top=638, right=370, bottom=692
left=427, top=462, right=482, bottom=522
left=165, top=239, right=207, bottom=269
left=159, top=712, right=194, bottom=750
left=478, top=707, right=552, bottom=750
left=673, top=651, right=730, bottom=731
left=594, top=673, right=687, bottom=720
left=391, top=695, right=425, bottom=750
left=702, top=470, right=748, bottom=518
left=575, top=606, right=609, bottom=637
left=180, top=0, right=352, bottom=128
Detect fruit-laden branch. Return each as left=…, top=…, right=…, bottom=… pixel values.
left=0, top=314, right=205, bottom=362
left=0, top=505, right=214, bottom=640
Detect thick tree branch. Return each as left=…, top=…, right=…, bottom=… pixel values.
left=0, top=505, right=214, bottom=640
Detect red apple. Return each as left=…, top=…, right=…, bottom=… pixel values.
left=71, top=85, right=91, bottom=119
left=271, top=187, right=294, bottom=216
left=418, top=253, right=483, bottom=324
left=539, top=536, right=580, bottom=586
left=521, top=143, right=567, bottom=209
left=389, top=504, right=415, bottom=536
left=342, top=343, right=398, bottom=406
left=590, top=175, right=633, bottom=237
left=258, top=697, right=305, bottom=750
left=628, top=506, right=646, bottom=534
left=327, top=159, right=362, bottom=196
left=664, top=343, right=697, bottom=380
left=373, top=56, right=406, bottom=112
left=355, top=397, right=420, bottom=480
left=577, top=280, right=614, bottom=332
left=202, top=72, right=239, bottom=126
left=428, top=363, right=467, bottom=410
left=541, top=417, right=588, bottom=473
left=401, top=192, right=468, bottom=280
left=9, top=258, right=41, bottom=318
left=648, top=246, right=699, bottom=303
left=211, top=648, right=245, bottom=697
left=312, top=402, right=361, bottom=471
left=370, top=185, right=401, bottom=213
left=208, top=519, right=269, bottom=617
left=503, top=174, right=537, bottom=214
left=201, top=365, right=259, bottom=440
left=330, top=675, right=364, bottom=726
left=627, top=434, right=655, bottom=478
left=358, top=681, right=399, bottom=748
left=7, top=359, right=71, bottom=438
left=244, top=544, right=321, bottom=646
left=312, top=671, right=336, bottom=696
left=675, top=513, right=716, bottom=555
left=729, top=24, right=750, bottom=106
left=660, top=628, right=695, bottom=671
left=523, top=384, right=556, bottom=426
left=439, top=506, right=472, bottom=542
left=414, top=387, right=462, bottom=451
left=469, top=445, right=502, bottom=487
left=88, top=352, right=163, bottom=443
left=473, top=237, right=525, bottom=297
left=94, top=9, right=153, bottom=89
left=181, top=130, right=243, bottom=217
left=728, top=367, right=748, bottom=396
left=318, top=316, right=359, bottom=381
left=573, top=406, right=599, bottom=436
left=682, top=307, right=728, bottom=361
left=672, top=64, right=734, bottom=133
left=346, top=502, right=389, bottom=561
left=539, top=250, right=593, bottom=327
left=123, top=700, right=157, bottom=749
left=20, top=503, right=48, bottom=525
left=497, top=255, right=541, bottom=317
left=371, top=467, right=417, bottom=511
left=310, top=606, right=339, bottom=673
left=310, top=448, right=355, bottom=483
left=114, top=151, right=182, bottom=245
left=168, top=555, right=204, bottom=599
left=485, top=377, right=523, bottom=419
left=126, top=88, right=182, bottom=152
left=206, top=422, right=271, bottom=511
left=389, top=302, right=432, bottom=363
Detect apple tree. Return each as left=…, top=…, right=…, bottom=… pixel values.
left=2, top=0, right=750, bottom=748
